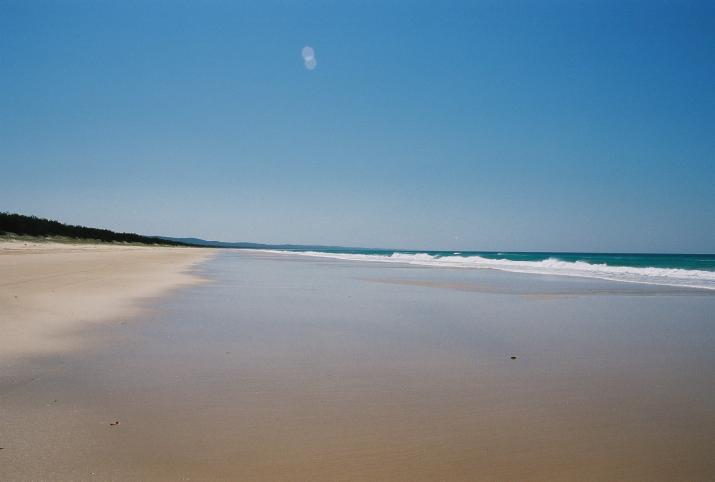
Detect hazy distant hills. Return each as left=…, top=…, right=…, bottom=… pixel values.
left=157, top=237, right=272, bottom=248
left=157, top=237, right=361, bottom=251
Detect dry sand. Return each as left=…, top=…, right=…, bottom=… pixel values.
left=0, top=241, right=213, bottom=363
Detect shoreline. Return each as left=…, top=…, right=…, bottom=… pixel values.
left=1, top=249, right=714, bottom=480
left=248, top=249, right=715, bottom=291
left=0, top=241, right=215, bottom=363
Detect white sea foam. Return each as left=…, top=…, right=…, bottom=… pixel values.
left=260, top=250, right=715, bottom=290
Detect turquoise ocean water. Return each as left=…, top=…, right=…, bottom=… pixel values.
left=260, top=249, right=715, bottom=290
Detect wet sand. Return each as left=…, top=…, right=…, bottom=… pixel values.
left=1, top=250, right=714, bottom=480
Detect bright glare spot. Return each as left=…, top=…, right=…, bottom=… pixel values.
left=301, top=46, right=315, bottom=61
left=304, top=57, right=317, bottom=70
left=302, top=46, right=317, bottom=70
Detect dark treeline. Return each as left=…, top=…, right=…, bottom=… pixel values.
left=0, top=212, right=194, bottom=246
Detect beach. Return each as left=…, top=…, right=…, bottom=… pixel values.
left=0, top=241, right=213, bottom=362
left=1, top=248, right=714, bottom=480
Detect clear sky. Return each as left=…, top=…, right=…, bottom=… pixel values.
left=1, top=0, right=714, bottom=252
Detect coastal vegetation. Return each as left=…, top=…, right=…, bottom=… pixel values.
left=0, top=212, right=194, bottom=246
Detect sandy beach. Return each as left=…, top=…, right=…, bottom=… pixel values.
left=0, top=241, right=213, bottom=362
left=1, top=248, right=714, bottom=481
left=4, top=0, right=713, bottom=479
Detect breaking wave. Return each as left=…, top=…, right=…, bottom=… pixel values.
left=261, top=250, right=715, bottom=290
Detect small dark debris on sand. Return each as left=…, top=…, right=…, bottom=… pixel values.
left=109, top=420, right=120, bottom=426
left=510, top=356, right=517, bottom=360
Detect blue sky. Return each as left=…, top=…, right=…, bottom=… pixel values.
left=1, top=0, right=714, bottom=252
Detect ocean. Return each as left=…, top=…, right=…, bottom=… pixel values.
left=258, top=249, right=715, bottom=290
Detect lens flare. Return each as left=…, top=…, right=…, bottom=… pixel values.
left=301, top=46, right=317, bottom=70
left=301, top=46, right=315, bottom=61
left=304, top=57, right=317, bottom=70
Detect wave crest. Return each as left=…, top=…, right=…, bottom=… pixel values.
left=261, top=250, right=715, bottom=290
